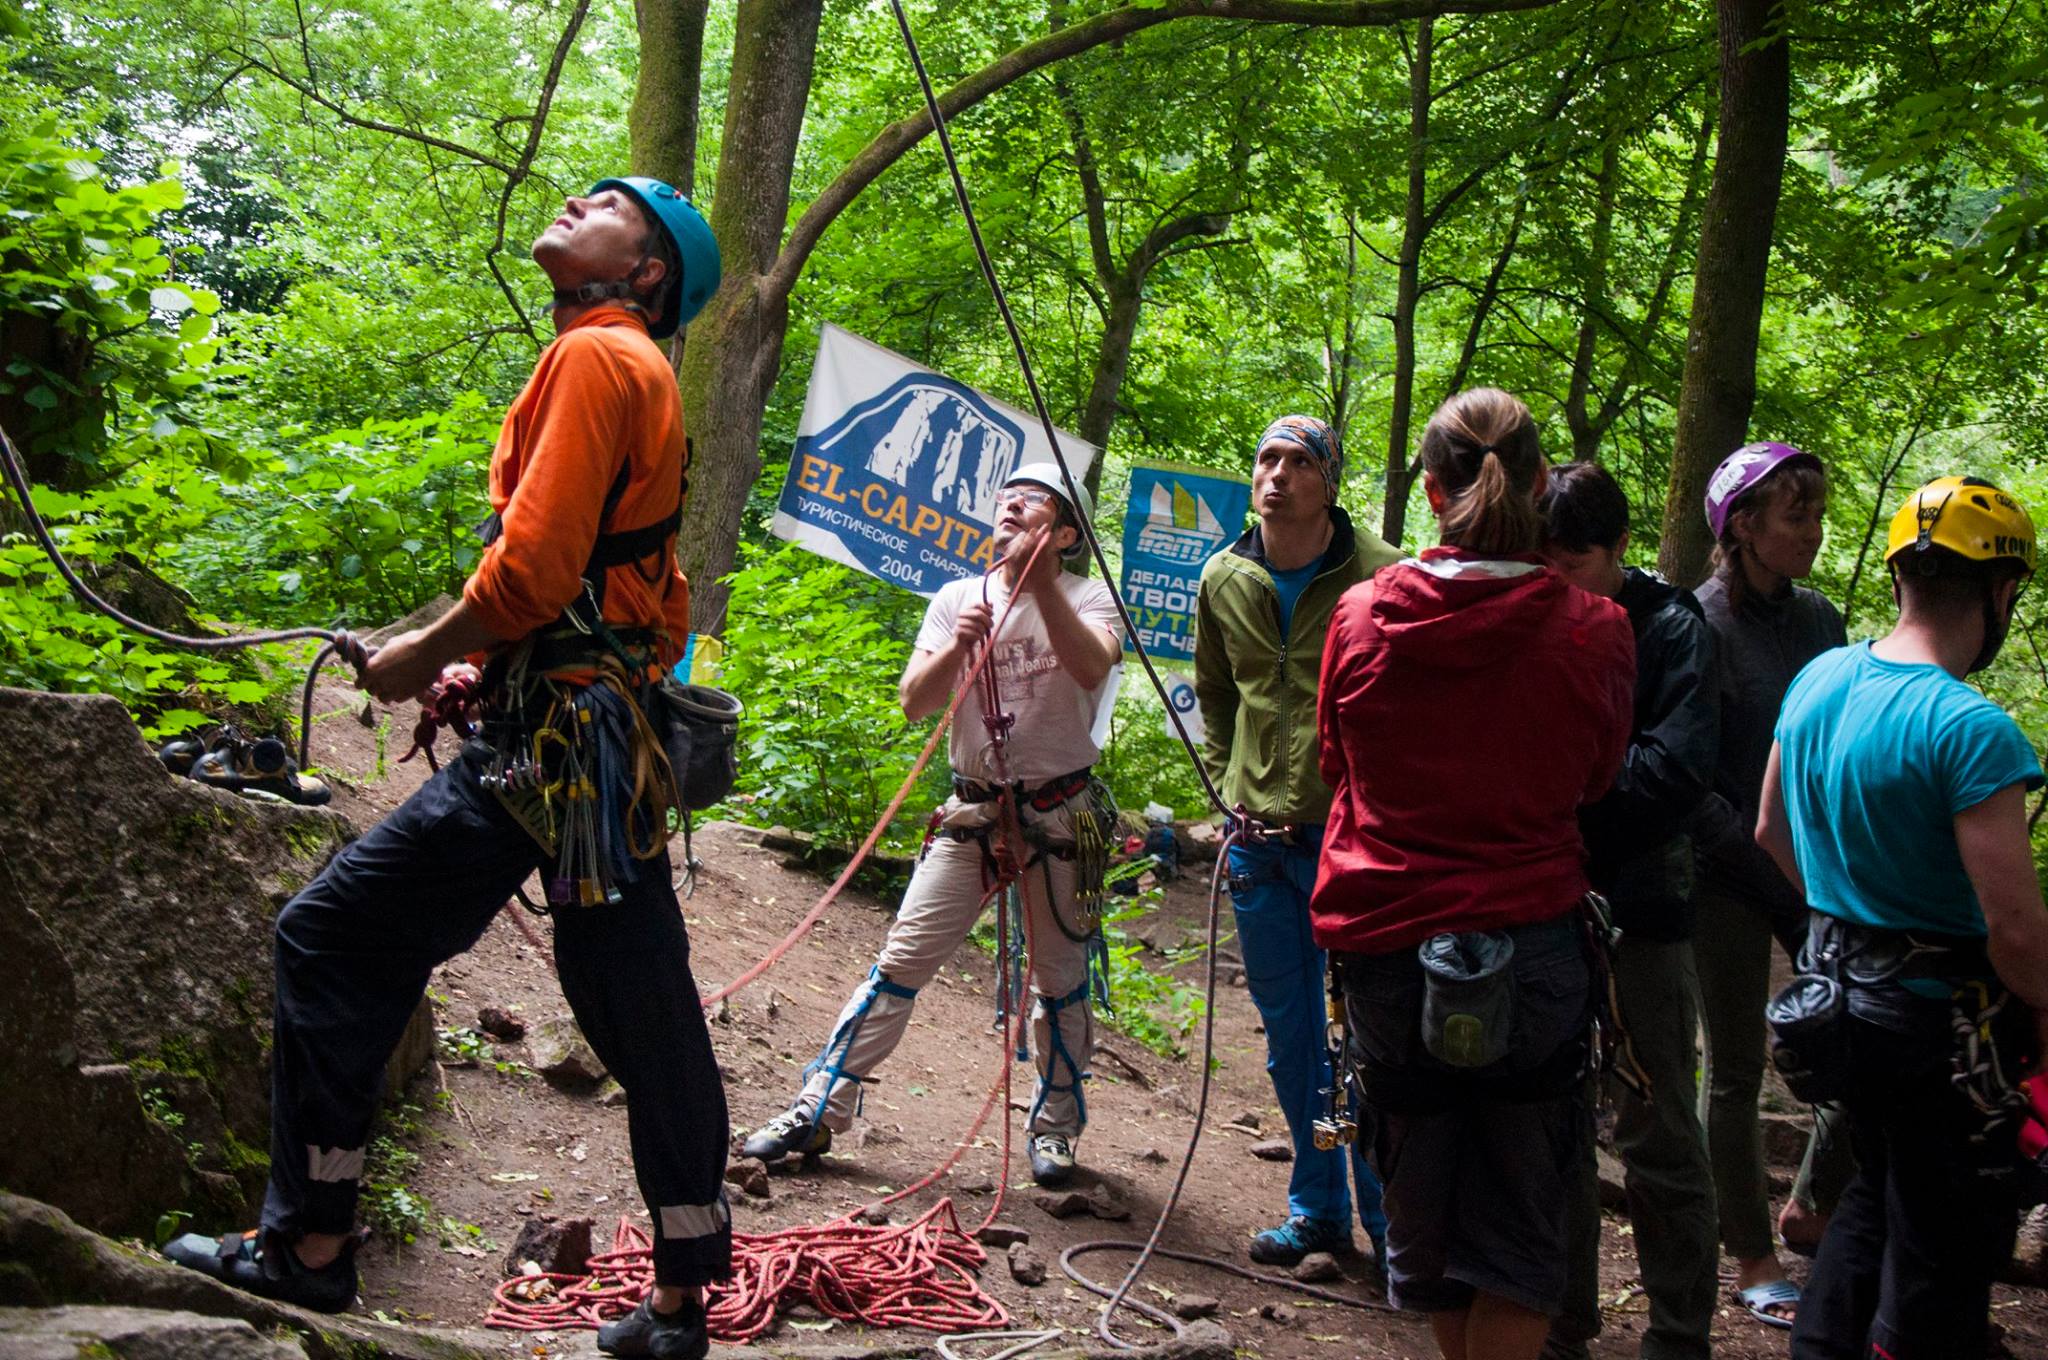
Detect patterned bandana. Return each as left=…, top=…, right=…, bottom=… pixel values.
left=1257, top=415, right=1343, bottom=503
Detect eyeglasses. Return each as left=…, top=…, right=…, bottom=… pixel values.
left=998, top=488, right=1058, bottom=511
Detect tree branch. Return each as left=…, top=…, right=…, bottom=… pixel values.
left=483, top=0, right=595, bottom=347
left=767, top=0, right=1564, bottom=301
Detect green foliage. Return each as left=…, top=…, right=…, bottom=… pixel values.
left=152, top=1209, right=192, bottom=1249
left=718, top=540, right=945, bottom=849
left=0, top=482, right=295, bottom=734
left=173, top=396, right=498, bottom=626
left=436, top=1024, right=533, bottom=1078
left=0, top=121, right=233, bottom=477
left=1097, top=883, right=1212, bottom=1060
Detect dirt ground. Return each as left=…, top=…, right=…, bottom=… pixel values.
left=289, top=678, right=2047, bottom=1360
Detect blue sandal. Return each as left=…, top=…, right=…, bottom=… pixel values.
left=1736, top=1279, right=1800, bottom=1329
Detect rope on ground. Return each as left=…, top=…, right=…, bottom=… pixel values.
left=487, top=1202, right=1005, bottom=1341
left=1086, top=831, right=1233, bottom=1346
left=1057, top=1239, right=1397, bottom=1318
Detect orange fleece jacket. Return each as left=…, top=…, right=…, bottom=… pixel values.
left=464, top=307, right=691, bottom=663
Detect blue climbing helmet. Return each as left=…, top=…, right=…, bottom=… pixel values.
left=589, top=176, right=721, bottom=339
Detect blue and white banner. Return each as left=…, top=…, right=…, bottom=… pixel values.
left=1119, top=459, right=1251, bottom=663
left=771, top=323, right=1098, bottom=595
left=1161, top=673, right=1206, bottom=745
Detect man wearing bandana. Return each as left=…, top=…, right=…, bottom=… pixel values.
left=1193, top=416, right=1403, bottom=1265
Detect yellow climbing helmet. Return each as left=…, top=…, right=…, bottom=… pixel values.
left=1884, top=476, right=2036, bottom=578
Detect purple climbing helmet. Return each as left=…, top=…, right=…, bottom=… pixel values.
left=1703, top=441, right=1823, bottom=541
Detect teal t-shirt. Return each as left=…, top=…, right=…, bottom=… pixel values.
left=1269, top=557, right=1321, bottom=636
left=1776, top=642, right=2043, bottom=939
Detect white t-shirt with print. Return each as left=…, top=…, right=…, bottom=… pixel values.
left=915, top=571, right=1124, bottom=786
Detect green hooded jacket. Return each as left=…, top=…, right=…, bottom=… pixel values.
left=1193, top=506, right=1404, bottom=827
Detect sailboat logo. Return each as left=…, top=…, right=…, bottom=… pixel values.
left=1136, top=480, right=1228, bottom=566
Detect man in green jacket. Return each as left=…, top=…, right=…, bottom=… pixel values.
left=1194, top=414, right=1403, bottom=1265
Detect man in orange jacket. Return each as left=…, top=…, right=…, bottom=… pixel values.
left=165, top=178, right=729, bottom=1360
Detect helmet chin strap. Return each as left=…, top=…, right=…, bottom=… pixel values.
left=1970, top=587, right=2020, bottom=674
left=548, top=256, right=652, bottom=314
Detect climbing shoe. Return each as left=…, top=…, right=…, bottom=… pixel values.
left=189, top=730, right=332, bottom=807
left=740, top=1107, right=831, bottom=1162
left=161, top=1227, right=359, bottom=1314
left=1247, top=1214, right=1352, bottom=1267
left=157, top=735, right=206, bottom=777
left=1028, top=1132, right=1076, bottom=1187
left=597, top=1296, right=710, bottom=1360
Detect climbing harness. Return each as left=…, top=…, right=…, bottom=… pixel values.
left=796, top=964, right=921, bottom=1128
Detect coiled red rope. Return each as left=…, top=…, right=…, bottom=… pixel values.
left=487, top=1200, right=1005, bottom=1340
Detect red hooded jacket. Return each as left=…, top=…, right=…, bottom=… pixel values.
left=1310, top=548, right=1635, bottom=955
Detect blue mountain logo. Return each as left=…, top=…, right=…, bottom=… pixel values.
left=808, top=374, right=1025, bottom=523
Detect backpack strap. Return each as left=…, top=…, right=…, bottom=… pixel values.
left=476, top=438, right=691, bottom=638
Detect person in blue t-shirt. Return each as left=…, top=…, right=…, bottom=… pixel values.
left=1756, top=475, right=2048, bottom=1360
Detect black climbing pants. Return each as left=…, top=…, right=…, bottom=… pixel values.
left=1789, top=1012, right=2019, bottom=1360
left=260, top=745, right=732, bottom=1286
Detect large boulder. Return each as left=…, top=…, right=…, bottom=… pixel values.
left=0, top=1193, right=511, bottom=1359
left=0, top=688, right=429, bottom=1238
left=0, top=1305, right=310, bottom=1360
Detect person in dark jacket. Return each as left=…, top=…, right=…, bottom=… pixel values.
left=1315, top=390, right=1634, bottom=1360
left=1690, top=442, right=1848, bottom=1327
left=1537, top=462, right=1719, bottom=1360
left=1194, top=415, right=1402, bottom=1266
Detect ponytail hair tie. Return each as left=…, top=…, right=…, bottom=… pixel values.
left=1475, top=443, right=1500, bottom=457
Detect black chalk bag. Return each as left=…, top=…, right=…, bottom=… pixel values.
left=1419, top=930, right=1517, bottom=1069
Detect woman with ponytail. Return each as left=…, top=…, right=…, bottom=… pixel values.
left=1312, top=389, right=1635, bottom=1360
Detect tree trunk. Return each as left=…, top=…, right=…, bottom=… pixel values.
left=673, top=0, right=825, bottom=634
left=1656, top=0, right=1790, bottom=586
left=1382, top=16, right=1432, bottom=550
left=1565, top=143, right=1617, bottom=462
left=629, top=0, right=709, bottom=195
left=1079, top=282, right=1142, bottom=464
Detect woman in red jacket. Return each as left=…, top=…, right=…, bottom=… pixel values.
left=1312, top=388, right=1634, bottom=1360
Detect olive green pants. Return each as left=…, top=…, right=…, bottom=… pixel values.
left=1552, top=937, right=1719, bottom=1360
left=1694, top=881, right=1852, bottom=1261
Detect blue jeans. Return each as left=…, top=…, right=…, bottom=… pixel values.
left=1228, top=831, right=1386, bottom=1246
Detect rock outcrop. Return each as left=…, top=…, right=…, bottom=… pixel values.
left=0, top=688, right=428, bottom=1238
left=0, top=1192, right=509, bottom=1359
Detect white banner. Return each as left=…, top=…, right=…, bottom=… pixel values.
left=771, top=323, right=1098, bottom=595
left=1162, top=673, right=1205, bottom=746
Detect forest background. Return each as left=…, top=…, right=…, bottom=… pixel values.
left=3, top=0, right=2046, bottom=861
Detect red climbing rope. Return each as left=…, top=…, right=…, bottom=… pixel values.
left=486, top=587, right=1055, bottom=1342
left=487, top=1201, right=1006, bottom=1341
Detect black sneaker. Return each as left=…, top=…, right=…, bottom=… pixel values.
left=162, top=1227, right=358, bottom=1314
left=740, top=1107, right=831, bottom=1162
left=597, top=1296, right=710, bottom=1360
left=1028, top=1132, right=1076, bottom=1187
